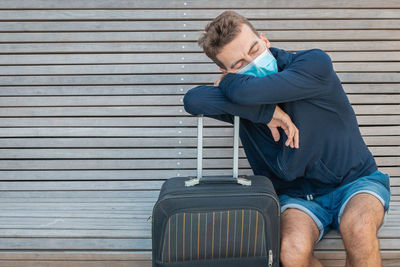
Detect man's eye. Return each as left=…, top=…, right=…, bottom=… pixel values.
left=252, top=48, right=259, bottom=54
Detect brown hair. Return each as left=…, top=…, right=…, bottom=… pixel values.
left=197, top=11, right=259, bottom=70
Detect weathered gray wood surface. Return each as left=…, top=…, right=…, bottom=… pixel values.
left=0, top=0, right=398, bottom=266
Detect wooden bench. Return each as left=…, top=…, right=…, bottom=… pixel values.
left=0, top=0, right=398, bottom=266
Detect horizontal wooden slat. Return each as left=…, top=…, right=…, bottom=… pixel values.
left=0, top=95, right=399, bottom=106
left=6, top=135, right=400, bottom=147
left=0, top=251, right=153, bottom=261
left=0, top=126, right=398, bottom=137
left=1, top=52, right=399, bottom=64
left=2, top=0, right=400, bottom=9
left=0, top=29, right=383, bottom=41
left=0, top=147, right=398, bottom=159
left=1, top=9, right=400, bottom=20
left=0, top=236, right=399, bottom=251
left=0, top=251, right=396, bottom=267
left=1, top=20, right=400, bottom=32
left=0, top=156, right=389, bottom=169
left=0, top=116, right=398, bottom=127
left=1, top=62, right=399, bottom=75
left=0, top=217, right=398, bottom=236
left=0, top=169, right=397, bottom=181
left=0, top=73, right=399, bottom=85
left=0, top=179, right=397, bottom=192
left=0, top=260, right=149, bottom=267
left=0, top=180, right=164, bottom=190
left=0, top=84, right=398, bottom=96
left=1, top=42, right=400, bottom=57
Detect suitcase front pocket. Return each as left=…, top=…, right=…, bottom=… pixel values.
left=160, top=208, right=268, bottom=263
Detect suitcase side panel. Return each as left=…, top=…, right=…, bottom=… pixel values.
left=152, top=188, right=280, bottom=267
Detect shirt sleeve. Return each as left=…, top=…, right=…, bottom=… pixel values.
left=218, top=49, right=333, bottom=105
left=183, top=84, right=277, bottom=124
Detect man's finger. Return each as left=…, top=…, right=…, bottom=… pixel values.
left=284, top=121, right=294, bottom=148
left=280, top=122, right=292, bottom=147
left=295, top=128, right=299, bottom=148
left=289, top=124, right=295, bottom=148
left=269, top=127, right=280, bottom=142
left=283, top=128, right=292, bottom=147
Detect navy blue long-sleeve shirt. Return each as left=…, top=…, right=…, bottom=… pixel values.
left=183, top=46, right=378, bottom=198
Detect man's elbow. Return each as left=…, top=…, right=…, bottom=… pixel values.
left=183, top=87, right=201, bottom=115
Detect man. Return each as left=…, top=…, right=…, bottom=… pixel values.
left=183, top=11, right=391, bottom=267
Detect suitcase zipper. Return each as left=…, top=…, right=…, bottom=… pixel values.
left=269, top=249, right=273, bottom=266
left=159, top=191, right=280, bottom=215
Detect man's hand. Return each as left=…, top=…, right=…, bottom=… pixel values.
left=268, top=105, right=299, bottom=149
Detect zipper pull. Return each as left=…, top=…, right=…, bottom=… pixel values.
left=269, top=249, right=273, bottom=266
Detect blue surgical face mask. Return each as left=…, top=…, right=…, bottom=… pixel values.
left=236, top=45, right=278, bottom=77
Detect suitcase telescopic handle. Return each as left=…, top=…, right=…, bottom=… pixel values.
left=185, top=115, right=252, bottom=187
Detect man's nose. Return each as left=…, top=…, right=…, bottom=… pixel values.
left=243, top=54, right=254, bottom=62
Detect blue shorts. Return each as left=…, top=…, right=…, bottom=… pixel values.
left=278, top=169, right=391, bottom=243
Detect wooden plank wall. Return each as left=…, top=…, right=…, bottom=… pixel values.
left=0, top=0, right=399, bottom=266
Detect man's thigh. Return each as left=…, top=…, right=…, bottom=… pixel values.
left=339, top=192, right=385, bottom=233
left=281, top=208, right=320, bottom=245
left=332, top=170, right=391, bottom=232
left=279, top=194, right=333, bottom=243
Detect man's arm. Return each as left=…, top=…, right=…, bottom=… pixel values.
left=218, top=49, right=333, bottom=105
left=183, top=84, right=276, bottom=125
left=183, top=84, right=300, bottom=148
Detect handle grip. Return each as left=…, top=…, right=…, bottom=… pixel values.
left=198, top=176, right=242, bottom=184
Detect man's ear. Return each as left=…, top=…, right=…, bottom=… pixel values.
left=259, top=33, right=271, bottom=48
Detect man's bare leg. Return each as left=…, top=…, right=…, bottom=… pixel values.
left=280, top=208, right=323, bottom=267
left=339, top=193, right=385, bottom=267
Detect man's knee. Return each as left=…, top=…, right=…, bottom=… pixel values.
left=340, top=193, right=384, bottom=236
left=280, top=209, right=319, bottom=266
left=280, top=234, right=314, bottom=266
left=340, top=194, right=383, bottom=256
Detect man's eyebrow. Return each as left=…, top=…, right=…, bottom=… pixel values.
left=230, top=40, right=259, bottom=69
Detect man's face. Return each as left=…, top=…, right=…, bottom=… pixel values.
left=216, top=23, right=272, bottom=74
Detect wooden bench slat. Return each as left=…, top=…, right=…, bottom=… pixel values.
left=1, top=52, right=400, bottom=64
left=0, top=84, right=398, bottom=96
left=1, top=95, right=399, bottom=106
left=0, top=236, right=399, bottom=251
left=0, top=73, right=399, bottom=85
left=0, top=126, right=398, bottom=137
left=0, top=147, right=398, bottom=159
left=3, top=0, right=400, bottom=9
left=0, top=136, right=397, bottom=147
left=1, top=62, right=399, bottom=75
left=0, top=157, right=397, bottom=171
left=1, top=9, right=399, bottom=20
left=0, top=116, right=399, bottom=127
left=1, top=20, right=400, bottom=32
left=0, top=169, right=397, bottom=181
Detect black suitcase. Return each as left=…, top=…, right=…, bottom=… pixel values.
left=152, top=115, right=280, bottom=267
